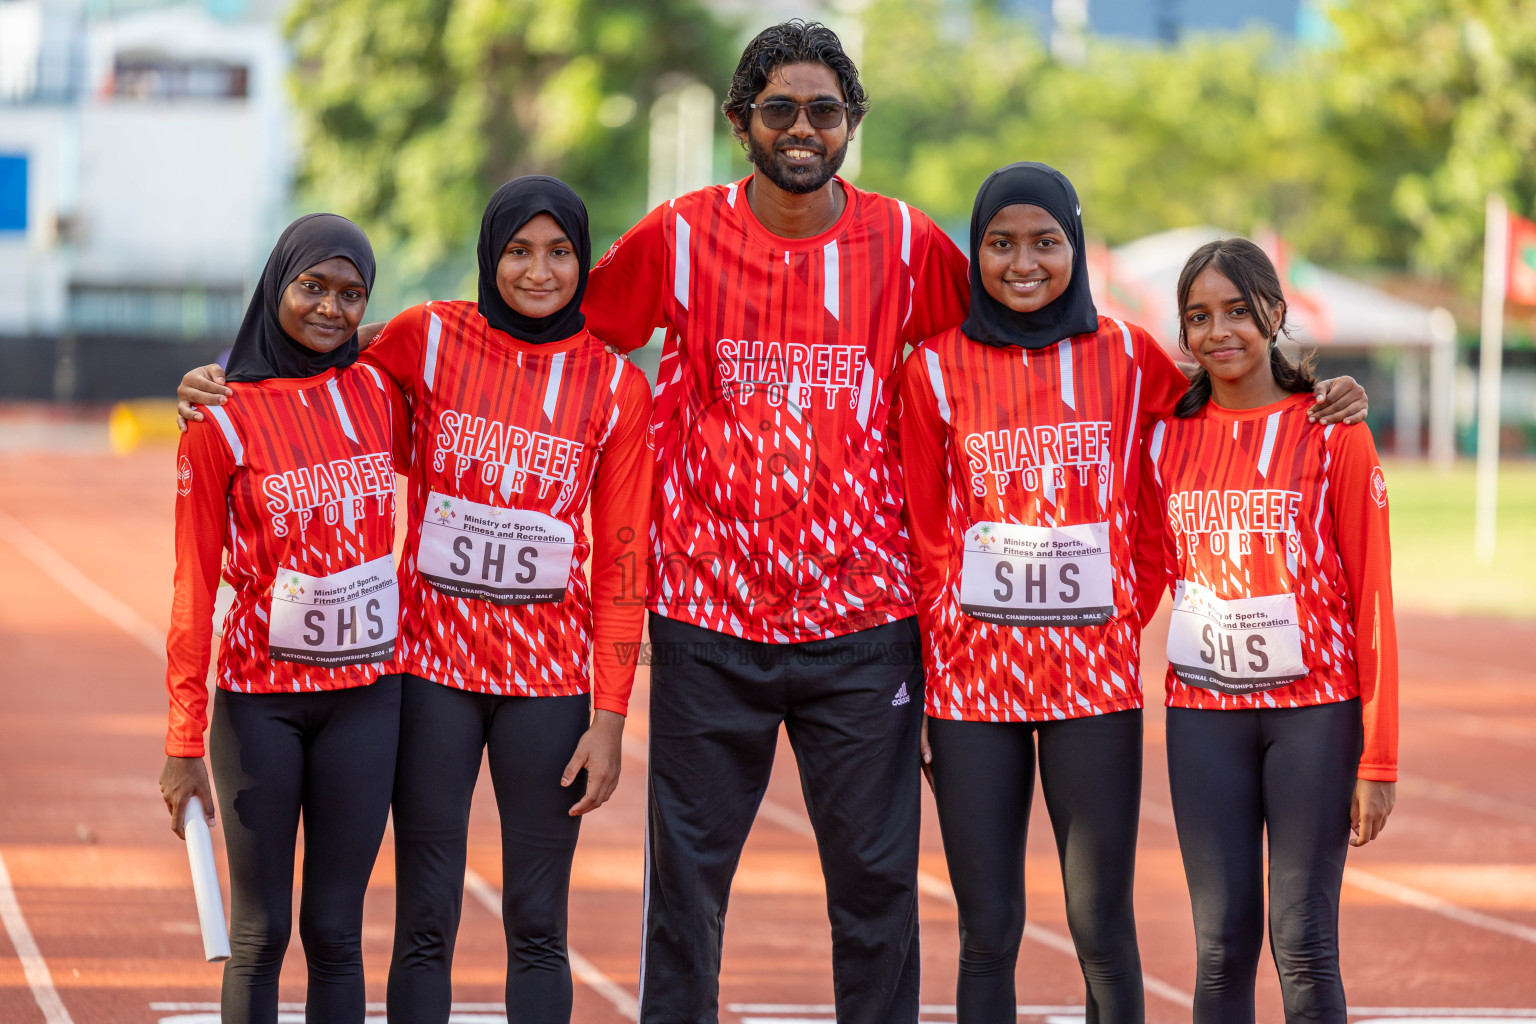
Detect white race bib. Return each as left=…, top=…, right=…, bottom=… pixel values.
left=268, top=554, right=398, bottom=667
left=1166, top=580, right=1308, bottom=694
left=959, top=521, right=1115, bottom=627
left=417, top=491, right=574, bottom=605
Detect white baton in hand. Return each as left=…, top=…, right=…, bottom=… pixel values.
left=183, top=796, right=231, bottom=962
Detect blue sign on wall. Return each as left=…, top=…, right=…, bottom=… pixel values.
left=0, top=155, right=28, bottom=233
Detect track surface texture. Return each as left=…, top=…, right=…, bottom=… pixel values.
left=2, top=441, right=1534, bottom=1024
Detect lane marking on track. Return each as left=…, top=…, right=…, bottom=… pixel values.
left=1350, top=1011, right=1536, bottom=1018
left=727, top=1003, right=1089, bottom=1015
left=151, top=1016, right=502, bottom=1023
left=631, top=736, right=1199, bottom=1012
left=1396, top=774, right=1536, bottom=824
left=462, top=867, right=639, bottom=1020
left=1142, top=797, right=1536, bottom=946
left=0, top=850, right=75, bottom=1024
left=4, top=492, right=635, bottom=1021
left=1341, top=868, right=1536, bottom=945
left=0, top=506, right=165, bottom=661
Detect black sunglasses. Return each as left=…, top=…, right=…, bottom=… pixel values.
left=748, top=100, right=848, bottom=130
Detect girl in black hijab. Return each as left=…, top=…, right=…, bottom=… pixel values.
left=222, top=211, right=378, bottom=381
left=335, top=176, right=652, bottom=1024
left=897, top=163, right=1368, bottom=1024
left=160, top=213, right=409, bottom=1024
left=475, top=174, right=592, bottom=344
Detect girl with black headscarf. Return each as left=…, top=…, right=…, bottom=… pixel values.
left=355, top=176, right=653, bottom=1024
left=896, top=164, right=1369, bottom=1024
left=160, top=213, right=409, bottom=1024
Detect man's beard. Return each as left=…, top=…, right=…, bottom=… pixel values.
left=748, top=134, right=848, bottom=195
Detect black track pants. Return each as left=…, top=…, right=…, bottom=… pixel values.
left=386, top=675, right=589, bottom=1024
left=927, top=710, right=1145, bottom=1024
left=641, top=614, right=925, bottom=1024
left=209, top=675, right=401, bottom=1024
left=1166, top=699, right=1363, bottom=1024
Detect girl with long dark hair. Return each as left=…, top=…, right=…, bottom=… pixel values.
left=1147, top=237, right=1397, bottom=1023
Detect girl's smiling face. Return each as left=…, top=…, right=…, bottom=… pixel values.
left=977, top=203, right=1074, bottom=314
left=277, top=257, right=368, bottom=353
left=496, top=213, right=580, bottom=318
left=1182, top=265, right=1286, bottom=390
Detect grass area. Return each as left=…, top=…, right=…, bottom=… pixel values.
left=1385, top=459, right=1536, bottom=619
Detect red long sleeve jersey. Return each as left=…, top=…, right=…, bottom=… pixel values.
left=366, top=302, right=653, bottom=713
left=898, top=319, right=1189, bottom=722
left=165, top=364, right=407, bottom=757
left=584, top=177, right=970, bottom=641
left=1147, top=394, right=1398, bottom=780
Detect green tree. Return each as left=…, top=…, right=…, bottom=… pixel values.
left=856, top=0, right=1383, bottom=263
left=1329, top=0, right=1536, bottom=286
left=287, top=0, right=731, bottom=301
left=855, top=0, right=1536, bottom=290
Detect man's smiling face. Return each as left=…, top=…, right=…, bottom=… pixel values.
left=739, top=62, right=850, bottom=195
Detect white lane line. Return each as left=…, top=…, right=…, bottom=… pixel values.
left=912, top=869, right=1195, bottom=1008
left=1342, top=868, right=1536, bottom=945
left=1396, top=774, right=1536, bottom=824
left=0, top=506, right=165, bottom=660
left=462, top=867, right=639, bottom=1020
left=0, top=851, right=75, bottom=1024
left=153, top=1015, right=504, bottom=1024
left=727, top=1006, right=1089, bottom=1017
left=632, top=736, right=1196, bottom=1012
left=1144, top=797, right=1536, bottom=947
left=1350, top=1010, right=1536, bottom=1018
left=151, top=1003, right=510, bottom=1012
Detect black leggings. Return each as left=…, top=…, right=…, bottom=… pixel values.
left=386, top=674, right=589, bottom=1024
left=928, top=710, right=1144, bottom=1024
left=209, top=675, right=401, bottom=1024
left=1166, top=699, right=1362, bottom=1024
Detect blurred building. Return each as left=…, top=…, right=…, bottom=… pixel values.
left=0, top=0, right=290, bottom=398
left=1006, top=0, right=1334, bottom=42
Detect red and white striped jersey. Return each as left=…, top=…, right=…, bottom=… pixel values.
left=898, top=318, right=1188, bottom=721
left=585, top=176, right=970, bottom=642
left=1148, top=393, right=1398, bottom=780
left=366, top=301, right=652, bottom=712
left=166, top=363, right=407, bottom=756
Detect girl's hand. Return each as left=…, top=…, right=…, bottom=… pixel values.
left=1308, top=376, right=1368, bottom=425
left=159, top=756, right=215, bottom=840
left=1350, top=778, right=1396, bottom=847
left=563, top=709, right=625, bottom=815
left=176, top=365, right=230, bottom=432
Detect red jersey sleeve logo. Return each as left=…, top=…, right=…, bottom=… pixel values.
left=177, top=455, right=193, bottom=496
left=1370, top=466, right=1388, bottom=509
left=595, top=236, right=621, bottom=269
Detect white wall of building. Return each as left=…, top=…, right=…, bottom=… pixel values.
left=0, top=106, right=71, bottom=333
left=0, top=0, right=291, bottom=337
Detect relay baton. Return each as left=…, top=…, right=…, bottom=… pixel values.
left=182, top=796, right=231, bottom=962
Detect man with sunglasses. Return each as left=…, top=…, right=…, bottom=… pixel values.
left=583, top=20, right=969, bottom=1024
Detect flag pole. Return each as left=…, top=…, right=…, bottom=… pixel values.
left=1474, top=193, right=1507, bottom=564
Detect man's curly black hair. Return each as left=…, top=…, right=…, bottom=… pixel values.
left=722, top=20, right=870, bottom=138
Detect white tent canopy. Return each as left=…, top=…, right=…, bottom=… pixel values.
left=1108, top=226, right=1456, bottom=350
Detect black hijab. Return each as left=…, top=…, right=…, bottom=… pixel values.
left=477, top=175, right=591, bottom=344
left=961, top=162, right=1099, bottom=350
left=224, top=213, right=376, bottom=383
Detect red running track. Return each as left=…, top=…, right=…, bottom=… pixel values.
left=1, top=442, right=1535, bottom=1024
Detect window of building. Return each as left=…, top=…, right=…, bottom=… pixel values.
left=111, top=54, right=248, bottom=101
left=68, top=284, right=246, bottom=338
